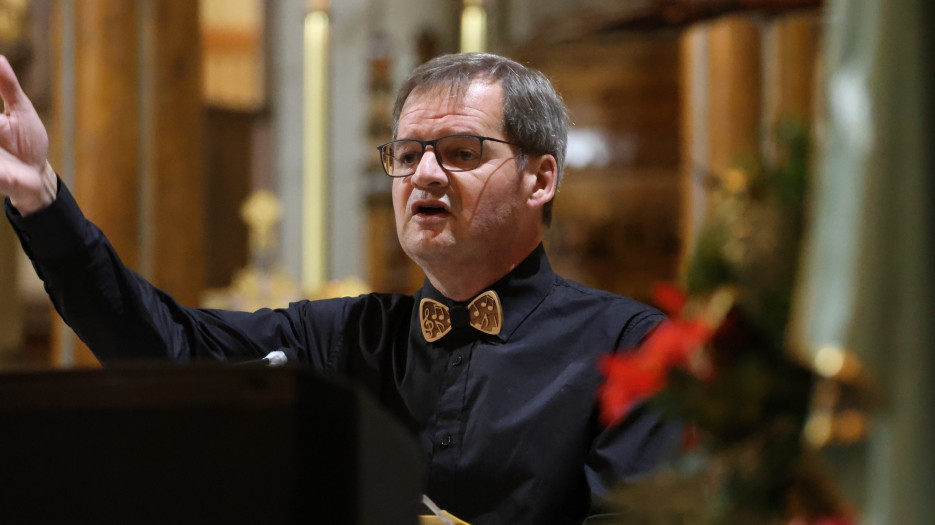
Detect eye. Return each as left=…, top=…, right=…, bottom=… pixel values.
left=393, top=142, right=423, bottom=166
left=454, top=148, right=479, bottom=162
left=440, top=136, right=482, bottom=169
left=399, top=152, right=420, bottom=165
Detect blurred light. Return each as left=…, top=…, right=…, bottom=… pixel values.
left=303, top=9, right=329, bottom=290
left=830, top=67, right=873, bottom=151
left=460, top=4, right=487, bottom=53
left=814, top=345, right=846, bottom=377
left=835, top=410, right=870, bottom=443
left=565, top=129, right=612, bottom=169
left=804, top=411, right=833, bottom=447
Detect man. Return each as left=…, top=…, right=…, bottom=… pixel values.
left=1, top=52, right=679, bottom=524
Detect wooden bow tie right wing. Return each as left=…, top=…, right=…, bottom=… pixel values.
left=467, top=290, right=502, bottom=336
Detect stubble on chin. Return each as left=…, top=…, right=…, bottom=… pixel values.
left=400, top=227, right=457, bottom=266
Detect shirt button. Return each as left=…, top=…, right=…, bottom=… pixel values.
left=440, top=434, right=453, bottom=448
left=452, top=354, right=463, bottom=366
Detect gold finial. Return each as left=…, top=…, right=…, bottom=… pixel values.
left=240, top=189, right=282, bottom=262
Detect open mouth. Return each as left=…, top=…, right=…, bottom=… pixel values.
left=411, top=198, right=451, bottom=217
left=417, top=205, right=448, bottom=216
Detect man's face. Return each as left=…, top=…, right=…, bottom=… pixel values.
left=392, top=80, right=530, bottom=269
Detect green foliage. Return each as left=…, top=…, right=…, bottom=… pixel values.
left=603, top=121, right=853, bottom=524
left=686, top=120, right=811, bottom=343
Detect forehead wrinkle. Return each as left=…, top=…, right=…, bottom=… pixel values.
left=398, top=81, right=504, bottom=138
left=412, top=81, right=467, bottom=104
left=410, top=74, right=497, bottom=107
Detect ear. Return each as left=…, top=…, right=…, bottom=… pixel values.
left=524, top=154, right=558, bottom=210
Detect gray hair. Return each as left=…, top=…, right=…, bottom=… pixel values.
left=392, top=53, right=568, bottom=226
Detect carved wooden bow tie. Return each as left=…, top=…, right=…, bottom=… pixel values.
left=419, top=290, right=503, bottom=342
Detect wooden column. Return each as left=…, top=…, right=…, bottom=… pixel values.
left=143, top=1, right=204, bottom=306
left=0, top=0, right=32, bottom=362
left=72, top=0, right=141, bottom=262
left=679, top=15, right=763, bottom=266
left=707, top=15, right=762, bottom=176
left=52, top=0, right=203, bottom=366
left=68, top=0, right=141, bottom=366
left=680, top=24, right=708, bottom=264
left=0, top=229, right=22, bottom=357
left=769, top=12, right=821, bottom=125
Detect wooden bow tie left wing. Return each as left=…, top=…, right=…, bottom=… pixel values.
left=419, top=291, right=502, bottom=342
left=420, top=298, right=452, bottom=342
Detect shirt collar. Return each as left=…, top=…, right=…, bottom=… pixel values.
left=416, top=244, right=555, bottom=343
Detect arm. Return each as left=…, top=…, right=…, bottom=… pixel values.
left=6, top=180, right=347, bottom=365
left=585, top=310, right=684, bottom=511
left=0, top=54, right=341, bottom=366
left=0, top=54, right=194, bottom=362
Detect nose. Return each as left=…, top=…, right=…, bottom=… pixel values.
left=409, top=147, right=449, bottom=189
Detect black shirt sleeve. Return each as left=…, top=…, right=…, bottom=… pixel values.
left=4, top=179, right=347, bottom=368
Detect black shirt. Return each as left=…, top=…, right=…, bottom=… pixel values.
left=6, top=182, right=681, bottom=525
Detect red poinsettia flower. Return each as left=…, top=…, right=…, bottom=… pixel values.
left=651, top=281, right=688, bottom=317
left=598, top=283, right=718, bottom=426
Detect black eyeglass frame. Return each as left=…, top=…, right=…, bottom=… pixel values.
left=376, top=134, right=519, bottom=177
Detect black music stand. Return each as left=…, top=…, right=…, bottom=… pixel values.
left=0, top=365, right=424, bottom=524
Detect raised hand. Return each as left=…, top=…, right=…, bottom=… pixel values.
left=0, top=54, right=56, bottom=216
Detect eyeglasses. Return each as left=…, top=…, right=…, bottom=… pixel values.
left=376, top=134, right=517, bottom=177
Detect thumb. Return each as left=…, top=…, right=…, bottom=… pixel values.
left=0, top=55, right=28, bottom=113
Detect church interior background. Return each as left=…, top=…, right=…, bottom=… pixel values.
left=0, top=0, right=930, bottom=523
